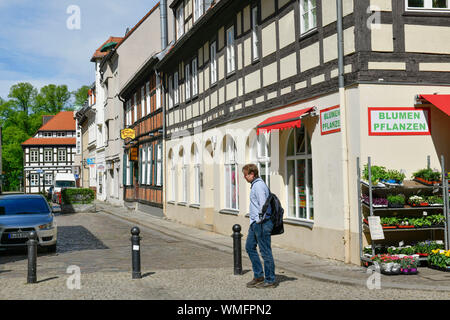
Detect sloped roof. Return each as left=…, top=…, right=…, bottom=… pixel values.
left=38, top=111, right=76, bottom=131
left=91, top=36, right=124, bottom=62
left=21, top=138, right=76, bottom=146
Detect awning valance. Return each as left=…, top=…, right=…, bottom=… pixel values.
left=256, top=107, right=315, bottom=135
left=418, top=94, right=450, bottom=116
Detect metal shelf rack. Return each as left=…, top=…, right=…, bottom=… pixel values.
left=357, top=155, right=449, bottom=264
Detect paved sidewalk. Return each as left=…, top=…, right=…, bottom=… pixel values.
left=95, top=201, right=450, bottom=293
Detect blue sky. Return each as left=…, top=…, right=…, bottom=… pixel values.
left=0, top=0, right=160, bottom=100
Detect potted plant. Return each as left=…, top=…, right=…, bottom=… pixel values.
left=387, top=194, right=405, bottom=208
left=382, top=169, right=406, bottom=186
left=400, top=256, right=419, bottom=274
left=380, top=217, right=399, bottom=229
left=428, top=250, right=450, bottom=272
left=412, top=168, right=442, bottom=186
left=427, top=214, right=445, bottom=227
left=408, top=195, right=427, bottom=207
left=363, top=164, right=388, bottom=186
left=426, top=195, right=444, bottom=207
left=362, top=194, right=388, bottom=207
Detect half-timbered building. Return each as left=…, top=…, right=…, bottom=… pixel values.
left=22, top=111, right=77, bottom=194
left=157, top=0, right=450, bottom=264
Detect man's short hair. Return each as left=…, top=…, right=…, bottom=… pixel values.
left=242, top=164, right=259, bottom=177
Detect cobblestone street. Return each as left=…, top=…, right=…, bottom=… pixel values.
left=1, top=209, right=450, bottom=300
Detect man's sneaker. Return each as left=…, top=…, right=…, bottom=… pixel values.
left=246, top=277, right=264, bottom=288
left=255, top=282, right=277, bottom=289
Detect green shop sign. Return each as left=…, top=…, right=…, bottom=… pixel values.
left=368, top=107, right=431, bottom=136
left=320, top=105, right=341, bottom=135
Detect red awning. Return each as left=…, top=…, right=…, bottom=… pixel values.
left=418, top=94, right=450, bottom=116
left=256, top=107, right=315, bottom=135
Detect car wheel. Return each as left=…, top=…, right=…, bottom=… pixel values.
left=47, top=244, right=57, bottom=253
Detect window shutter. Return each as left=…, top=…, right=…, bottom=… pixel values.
left=123, top=153, right=127, bottom=186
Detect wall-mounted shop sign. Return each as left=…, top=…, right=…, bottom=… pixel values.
left=320, top=105, right=341, bottom=135
left=86, top=158, right=95, bottom=165
left=368, top=107, right=431, bottom=136
left=121, top=128, right=135, bottom=140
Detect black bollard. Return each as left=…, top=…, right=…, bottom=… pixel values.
left=27, top=231, right=38, bottom=284
left=131, top=227, right=142, bottom=279
left=232, top=224, right=243, bottom=275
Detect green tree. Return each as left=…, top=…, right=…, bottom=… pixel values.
left=8, top=82, right=38, bottom=115
left=73, top=85, right=90, bottom=110
left=35, top=84, right=71, bottom=114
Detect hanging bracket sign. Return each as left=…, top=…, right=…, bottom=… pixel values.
left=368, top=107, right=431, bottom=136
left=121, top=128, right=136, bottom=140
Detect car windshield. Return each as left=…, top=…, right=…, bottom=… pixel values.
left=0, top=198, right=50, bottom=215
left=55, top=180, right=75, bottom=188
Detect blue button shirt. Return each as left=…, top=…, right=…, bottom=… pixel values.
left=249, top=177, right=270, bottom=225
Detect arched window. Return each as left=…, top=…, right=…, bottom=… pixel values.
left=251, top=132, right=270, bottom=187
left=180, top=148, right=188, bottom=203
left=224, top=136, right=238, bottom=210
left=192, top=144, right=201, bottom=205
left=286, top=126, right=313, bottom=220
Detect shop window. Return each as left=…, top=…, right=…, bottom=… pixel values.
left=300, top=0, right=317, bottom=35
left=251, top=133, right=270, bottom=187
left=224, top=136, right=238, bottom=210
left=406, top=0, right=450, bottom=11
left=286, top=127, right=314, bottom=221
left=141, top=148, right=147, bottom=185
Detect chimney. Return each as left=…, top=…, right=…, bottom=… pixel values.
left=42, top=115, right=54, bottom=126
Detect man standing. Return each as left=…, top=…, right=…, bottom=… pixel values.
left=243, top=164, right=276, bottom=288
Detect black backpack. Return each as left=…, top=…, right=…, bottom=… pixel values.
left=259, top=192, right=284, bottom=236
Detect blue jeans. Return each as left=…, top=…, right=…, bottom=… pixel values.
left=245, top=219, right=275, bottom=284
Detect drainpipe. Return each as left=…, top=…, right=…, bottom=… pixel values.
left=160, top=0, right=168, bottom=50
left=337, top=0, right=351, bottom=264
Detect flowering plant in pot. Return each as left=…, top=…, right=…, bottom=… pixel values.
left=400, top=256, right=419, bottom=274
left=428, top=250, right=450, bottom=271
left=380, top=217, right=399, bottom=229
left=408, top=195, right=427, bottom=207
left=371, top=254, right=401, bottom=274
left=426, top=195, right=444, bottom=207
left=362, top=194, right=388, bottom=207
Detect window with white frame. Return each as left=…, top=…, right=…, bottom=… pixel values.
left=194, top=0, right=204, bottom=22
left=286, top=126, right=314, bottom=221
left=141, top=86, right=145, bottom=118
left=252, top=6, right=259, bottom=61
left=176, top=5, right=184, bottom=39
left=224, top=136, right=238, bottom=210
left=185, top=63, right=191, bottom=101
left=147, top=145, right=152, bottom=185
left=210, top=41, right=217, bottom=84
left=125, top=153, right=131, bottom=186
left=406, top=0, right=450, bottom=11
left=193, top=144, right=201, bottom=205
left=226, top=26, right=235, bottom=74
left=44, top=173, right=53, bottom=185
left=168, top=75, right=174, bottom=109
left=30, top=174, right=39, bottom=186
left=156, top=74, right=161, bottom=110
left=58, top=149, right=66, bottom=162
left=156, top=143, right=162, bottom=187
left=205, top=0, right=212, bottom=10
left=174, top=72, right=179, bottom=106
left=30, top=149, right=39, bottom=163
left=251, top=133, right=270, bottom=187
left=192, top=58, right=198, bottom=97
left=44, top=149, right=53, bottom=162
left=141, top=147, right=147, bottom=185
left=300, top=0, right=317, bottom=35
left=146, top=82, right=151, bottom=115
